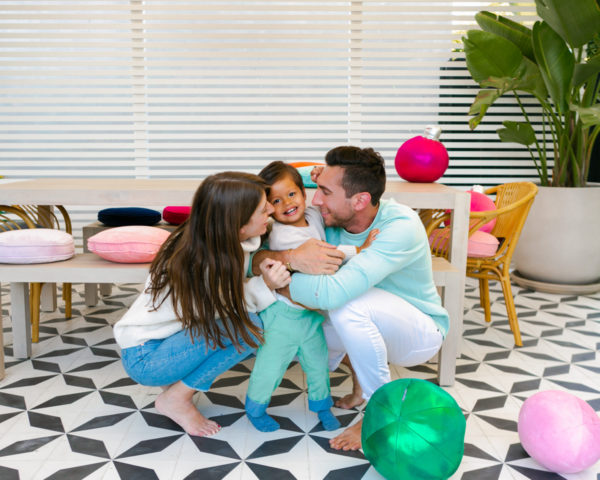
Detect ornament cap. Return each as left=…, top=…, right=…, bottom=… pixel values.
left=423, top=125, right=442, bottom=141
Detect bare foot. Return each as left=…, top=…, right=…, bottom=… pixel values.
left=335, top=391, right=365, bottom=409
left=155, top=382, right=221, bottom=437
left=329, top=419, right=362, bottom=451
left=335, top=356, right=365, bottom=409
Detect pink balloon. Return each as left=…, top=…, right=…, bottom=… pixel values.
left=395, top=135, right=449, bottom=183
left=518, top=390, right=600, bottom=474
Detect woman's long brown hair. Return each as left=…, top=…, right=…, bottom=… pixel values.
left=147, top=172, right=267, bottom=349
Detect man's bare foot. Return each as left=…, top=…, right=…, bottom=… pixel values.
left=329, top=419, right=362, bottom=451
left=155, top=382, right=221, bottom=437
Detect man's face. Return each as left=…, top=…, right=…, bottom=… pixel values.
left=312, top=166, right=354, bottom=228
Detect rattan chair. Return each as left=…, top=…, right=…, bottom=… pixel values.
left=0, top=204, right=73, bottom=343
left=422, top=182, right=538, bottom=346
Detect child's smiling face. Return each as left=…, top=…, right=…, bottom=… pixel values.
left=268, top=174, right=308, bottom=227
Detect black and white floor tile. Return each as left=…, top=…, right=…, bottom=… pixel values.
left=1, top=280, right=599, bottom=480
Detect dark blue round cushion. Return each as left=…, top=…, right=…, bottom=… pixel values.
left=97, top=207, right=161, bottom=227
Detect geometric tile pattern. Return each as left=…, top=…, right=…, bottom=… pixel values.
left=1, top=280, right=599, bottom=479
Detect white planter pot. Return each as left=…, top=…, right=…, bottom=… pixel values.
left=512, top=184, right=600, bottom=291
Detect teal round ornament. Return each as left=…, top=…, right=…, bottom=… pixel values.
left=361, top=378, right=466, bottom=480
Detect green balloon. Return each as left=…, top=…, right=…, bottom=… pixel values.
left=361, top=378, right=466, bottom=480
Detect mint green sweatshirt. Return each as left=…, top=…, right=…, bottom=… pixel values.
left=289, top=199, right=449, bottom=337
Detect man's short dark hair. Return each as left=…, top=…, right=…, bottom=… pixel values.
left=325, top=146, right=386, bottom=205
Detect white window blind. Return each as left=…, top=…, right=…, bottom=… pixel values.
left=1, top=0, right=541, bottom=188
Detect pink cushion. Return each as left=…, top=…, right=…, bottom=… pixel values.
left=87, top=226, right=171, bottom=263
left=429, top=228, right=499, bottom=258
left=0, top=229, right=74, bottom=264
left=162, top=206, right=191, bottom=225
left=468, top=191, right=497, bottom=233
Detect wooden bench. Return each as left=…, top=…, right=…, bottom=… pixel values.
left=0, top=255, right=460, bottom=386
left=1, top=253, right=150, bottom=360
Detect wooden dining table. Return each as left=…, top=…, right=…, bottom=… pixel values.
left=0, top=178, right=470, bottom=369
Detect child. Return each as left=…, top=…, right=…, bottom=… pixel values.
left=114, top=172, right=291, bottom=437
left=245, top=161, right=377, bottom=432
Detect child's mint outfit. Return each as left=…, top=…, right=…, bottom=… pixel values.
left=245, top=207, right=354, bottom=432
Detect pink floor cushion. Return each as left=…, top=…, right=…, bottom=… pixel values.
left=429, top=227, right=499, bottom=258
left=87, top=226, right=171, bottom=263
left=0, top=229, right=74, bottom=264
left=162, top=206, right=191, bottom=225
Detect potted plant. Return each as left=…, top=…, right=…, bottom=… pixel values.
left=463, top=0, right=600, bottom=292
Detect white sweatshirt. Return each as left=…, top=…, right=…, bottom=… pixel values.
left=113, top=236, right=276, bottom=349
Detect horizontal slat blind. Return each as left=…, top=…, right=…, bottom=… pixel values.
left=1, top=0, right=542, bottom=188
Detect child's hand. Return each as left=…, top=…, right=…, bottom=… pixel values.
left=260, top=258, right=291, bottom=290
left=310, top=165, right=324, bottom=183
left=357, top=228, right=379, bottom=254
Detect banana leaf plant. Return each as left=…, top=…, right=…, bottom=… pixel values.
left=463, top=0, right=600, bottom=187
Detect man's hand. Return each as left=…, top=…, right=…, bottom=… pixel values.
left=289, top=238, right=344, bottom=275
left=259, top=258, right=290, bottom=290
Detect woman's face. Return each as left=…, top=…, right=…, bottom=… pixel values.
left=239, top=192, right=273, bottom=241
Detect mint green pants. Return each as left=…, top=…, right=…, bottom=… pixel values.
left=246, top=301, right=331, bottom=410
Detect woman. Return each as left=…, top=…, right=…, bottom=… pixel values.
left=113, top=172, right=290, bottom=437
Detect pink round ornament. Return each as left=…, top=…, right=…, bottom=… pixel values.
left=518, top=390, right=600, bottom=474
left=395, top=126, right=449, bottom=183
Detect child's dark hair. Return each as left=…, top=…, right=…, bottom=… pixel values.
left=258, top=161, right=305, bottom=195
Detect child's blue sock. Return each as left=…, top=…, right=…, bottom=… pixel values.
left=318, top=409, right=340, bottom=431
left=247, top=413, right=280, bottom=432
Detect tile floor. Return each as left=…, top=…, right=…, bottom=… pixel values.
left=1, top=279, right=599, bottom=480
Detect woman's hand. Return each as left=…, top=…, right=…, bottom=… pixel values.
left=357, top=228, right=379, bottom=254
left=259, top=258, right=291, bottom=290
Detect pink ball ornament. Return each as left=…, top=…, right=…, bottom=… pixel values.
left=518, top=390, right=600, bottom=474
left=395, top=126, right=449, bottom=183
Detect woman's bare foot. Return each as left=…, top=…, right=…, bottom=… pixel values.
left=335, top=391, right=365, bottom=409
left=335, top=356, right=365, bottom=409
left=154, top=381, right=221, bottom=437
left=329, top=419, right=362, bottom=451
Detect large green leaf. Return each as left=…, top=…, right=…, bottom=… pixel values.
left=468, top=88, right=503, bottom=129
left=497, top=121, right=537, bottom=145
left=536, top=0, right=600, bottom=48
left=532, top=21, right=574, bottom=114
left=463, top=30, right=524, bottom=84
left=475, top=11, right=535, bottom=62
left=572, top=105, right=600, bottom=127
left=573, top=53, right=600, bottom=88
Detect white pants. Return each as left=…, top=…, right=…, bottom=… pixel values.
left=323, top=287, right=443, bottom=401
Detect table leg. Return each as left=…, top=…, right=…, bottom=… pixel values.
left=10, top=282, right=32, bottom=358
left=447, top=192, right=470, bottom=358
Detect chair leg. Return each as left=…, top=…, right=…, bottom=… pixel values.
left=500, top=276, right=522, bottom=347
left=30, top=282, right=42, bottom=343
left=478, top=278, right=491, bottom=323
left=63, top=283, right=72, bottom=318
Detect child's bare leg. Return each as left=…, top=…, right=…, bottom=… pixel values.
left=155, top=381, right=221, bottom=436
left=335, top=355, right=365, bottom=409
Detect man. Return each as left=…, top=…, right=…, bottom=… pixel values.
left=253, top=146, right=449, bottom=450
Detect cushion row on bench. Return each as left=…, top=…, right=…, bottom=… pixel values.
left=98, top=206, right=191, bottom=227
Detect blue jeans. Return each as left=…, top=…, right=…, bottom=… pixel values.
left=120, top=313, right=262, bottom=391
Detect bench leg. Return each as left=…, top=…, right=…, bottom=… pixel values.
left=84, top=283, right=99, bottom=307
left=11, top=282, right=32, bottom=359
left=99, top=283, right=112, bottom=296
left=0, top=299, right=4, bottom=379
left=40, top=282, right=57, bottom=312
left=437, top=277, right=462, bottom=386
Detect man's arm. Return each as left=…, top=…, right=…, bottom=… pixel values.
left=252, top=237, right=344, bottom=276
